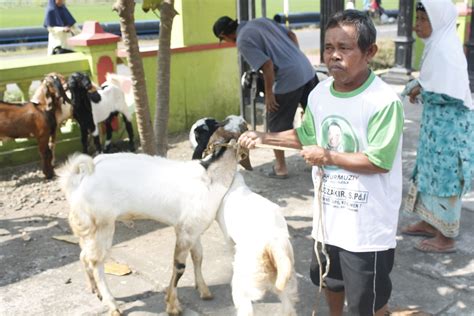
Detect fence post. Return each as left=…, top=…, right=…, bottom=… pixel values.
left=381, top=0, right=415, bottom=84
left=319, top=0, right=344, bottom=69
left=68, top=21, right=120, bottom=85
left=464, top=4, right=474, bottom=91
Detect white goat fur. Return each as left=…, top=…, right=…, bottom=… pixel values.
left=218, top=172, right=298, bottom=316
left=191, top=115, right=298, bottom=315
left=90, top=74, right=133, bottom=138
left=59, top=147, right=239, bottom=315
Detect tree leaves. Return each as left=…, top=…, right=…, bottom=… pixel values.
left=142, top=0, right=162, bottom=13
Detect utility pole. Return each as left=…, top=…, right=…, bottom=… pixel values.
left=381, top=0, right=415, bottom=84
left=319, top=0, right=345, bottom=70
left=237, top=0, right=254, bottom=121
left=465, top=1, right=474, bottom=91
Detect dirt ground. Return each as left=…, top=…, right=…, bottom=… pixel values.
left=0, top=129, right=314, bottom=281
left=0, top=130, right=311, bottom=219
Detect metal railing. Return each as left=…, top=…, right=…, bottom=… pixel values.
left=0, top=20, right=159, bottom=49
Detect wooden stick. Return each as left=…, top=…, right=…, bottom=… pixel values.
left=255, top=143, right=300, bottom=152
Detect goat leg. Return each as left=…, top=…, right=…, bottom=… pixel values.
left=80, top=126, right=89, bottom=154
left=93, top=135, right=102, bottom=153
left=166, top=235, right=196, bottom=315
left=49, top=132, right=57, bottom=166
left=38, top=135, right=55, bottom=179
left=80, top=250, right=102, bottom=300
left=122, top=114, right=135, bottom=152
left=104, top=118, right=113, bottom=153
left=77, top=224, right=120, bottom=315
left=190, top=237, right=212, bottom=300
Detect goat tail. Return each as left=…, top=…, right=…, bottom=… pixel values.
left=263, top=236, right=295, bottom=293
left=58, top=153, right=94, bottom=199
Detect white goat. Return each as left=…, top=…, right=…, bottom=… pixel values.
left=192, top=116, right=298, bottom=316
left=59, top=134, right=249, bottom=315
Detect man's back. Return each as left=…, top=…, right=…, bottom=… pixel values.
left=236, top=18, right=314, bottom=94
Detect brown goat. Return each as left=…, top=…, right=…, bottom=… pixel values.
left=0, top=74, right=71, bottom=179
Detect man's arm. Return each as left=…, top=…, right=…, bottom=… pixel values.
left=261, top=60, right=279, bottom=113
left=287, top=30, right=299, bottom=47
left=239, top=129, right=302, bottom=150
left=300, top=147, right=388, bottom=174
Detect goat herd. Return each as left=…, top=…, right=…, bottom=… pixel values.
left=1, top=75, right=298, bottom=315
left=0, top=72, right=135, bottom=179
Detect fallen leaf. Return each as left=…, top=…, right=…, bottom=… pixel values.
left=0, top=228, right=10, bottom=236
left=52, top=235, right=79, bottom=244
left=105, top=261, right=132, bottom=276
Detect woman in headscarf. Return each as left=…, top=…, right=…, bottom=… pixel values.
left=43, top=0, right=80, bottom=55
left=402, top=0, right=473, bottom=253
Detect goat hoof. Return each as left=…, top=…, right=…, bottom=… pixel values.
left=200, top=291, right=213, bottom=300
left=110, top=309, right=121, bottom=316
left=165, top=304, right=182, bottom=315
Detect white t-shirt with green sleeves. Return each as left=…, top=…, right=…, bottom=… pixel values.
left=296, top=71, right=404, bottom=252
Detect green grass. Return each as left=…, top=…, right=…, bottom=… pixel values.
left=1, top=0, right=465, bottom=29
left=255, top=0, right=400, bottom=18
left=0, top=4, right=155, bottom=28
left=0, top=1, right=404, bottom=29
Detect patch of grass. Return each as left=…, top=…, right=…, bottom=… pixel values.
left=3, top=89, right=23, bottom=102
left=0, top=4, right=154, bottom=28
left=371, top=39, right=395, bottom=70
left=0, top=0, right=405, bottom=28
left=255, top=0, right=400, bottom=18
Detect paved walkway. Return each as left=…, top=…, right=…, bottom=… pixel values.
left=1, top=82, right=473, bottom=315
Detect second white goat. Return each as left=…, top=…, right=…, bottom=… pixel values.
left=192, top=116, right=298, bottom=316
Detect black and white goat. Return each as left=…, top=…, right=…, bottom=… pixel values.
left=68, top=72, right=135, bottom=154
left=191, top=116, right=298, bottom=316
left=59, top=126, right=251, bottom=315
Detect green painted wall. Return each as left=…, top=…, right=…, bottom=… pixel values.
left=143, top=46, right=240, bottom=134
left=172, top=0, right=236, bottom=47
left=1, top=0, right=242, bottom=167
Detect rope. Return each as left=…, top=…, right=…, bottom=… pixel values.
left=250, top=142, right=330, bottom=314
left=254, top=143, right=300, bottom=152
left=205, top=140, right=248, bottom=161
left=312, top=167, right=330, bottom=316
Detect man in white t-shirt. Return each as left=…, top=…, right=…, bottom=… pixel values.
left=239, top=10, right=404, bottom=316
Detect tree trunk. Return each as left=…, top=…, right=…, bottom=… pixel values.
left=153, top=0, right=177, bottom=157
left=113, top=0, right=157, bottom=155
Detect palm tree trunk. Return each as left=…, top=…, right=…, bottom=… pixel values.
left=113, top=0, right=157, bottom=155
left=153, top=0, right=177, bottom=157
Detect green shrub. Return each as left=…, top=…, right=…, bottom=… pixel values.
left=370, top=39, right=394, bottom=70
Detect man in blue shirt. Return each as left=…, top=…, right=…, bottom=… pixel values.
left=213, top=16, right=319, bottom=179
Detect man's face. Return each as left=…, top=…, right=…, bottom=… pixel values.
left=323, top=24, right=376, bottom=92
left=414, top=10, right=432, bottom=39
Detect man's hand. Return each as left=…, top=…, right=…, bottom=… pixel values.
left=63, top=26, right=71, bottom=32
left=300, top=145, right=329, bottom=166
left=265, top=91, right=280, bottom=113
left=238, top=131, right=264, bottom=149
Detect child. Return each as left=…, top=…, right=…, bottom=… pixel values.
left=238, top=10, right=404, bottom=315
left=401, top=0, right=473, bottom=253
